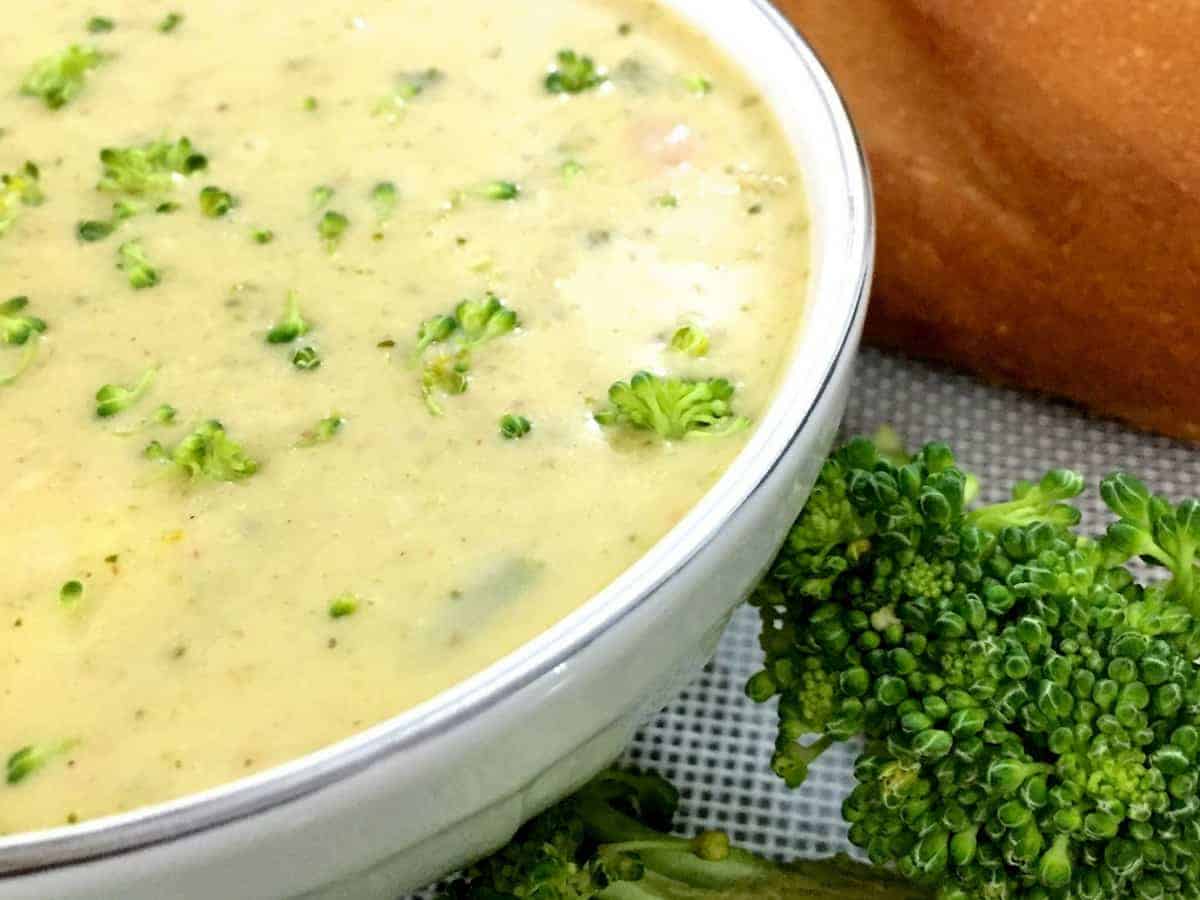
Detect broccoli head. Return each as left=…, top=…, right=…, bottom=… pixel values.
left=21, top=45, right=105, bottom=109
left=98, top=137, right=208, bottom=195
left=545, top=50, right=607, bottom=94
left=144, top=420, right=258, bottom=482
left=594, top=372, right=749, bottom=440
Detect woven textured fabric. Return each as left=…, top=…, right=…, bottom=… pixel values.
left=413, top=347, right=1199, bottom=893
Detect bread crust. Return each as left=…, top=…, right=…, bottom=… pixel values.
left=778, top=0, right=1200, bottom=440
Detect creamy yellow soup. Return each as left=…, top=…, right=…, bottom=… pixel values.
left=0, top=0, right=809, bottom=833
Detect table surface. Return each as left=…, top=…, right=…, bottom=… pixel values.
left=414, top=347, right=1200, bottom=893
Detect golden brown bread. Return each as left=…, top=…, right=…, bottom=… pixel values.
left=776, top=0, right=1200, bottom=440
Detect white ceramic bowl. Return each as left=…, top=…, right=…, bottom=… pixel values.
left=0, top=2, right=872, bottom=897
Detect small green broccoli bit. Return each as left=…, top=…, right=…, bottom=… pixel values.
left=157, top=12, right=183, bottom=33
left=328, top=593, right=359, bottom=619
left=291, top=346, right=320, bottom=370
left=297, top=413, right=343, bottom=447
left=421, top=348, right=470, bottom=416
left=0, top=296, right=47, bottom=346
left=155, top=200, right=180, bottom=214
left=318, top=210, right=349, bottom=250
left=500, top=414, right=532, bottom=440
left=371, top=181, right=398, bottom=220
left=0, top=162, right=45, bottom=237
left=545, top=49, right=606, bottom=94
left=152, top=404, right=177, bottom=425
left=198, top=185, right=236, bottom=218
left=375, top=67, right=444, bottom=118
left=266, top=291, right=310, bottom=344
left=310, top=184, right=334, bottom=211
left=98, top=137, right=208, bottom=196
left=560, top=159, right=584, bottom=181
left=6, top=740, right=78, bottom=786
left=302, top=95, right=319, bottom=111
left=479, top=180, right=520, bottom=201
left=669, top=324, right=709, bottom=357
left=77, top=219, right=114, bottom=242
left=654, top=192, right=679, bottom=208
left=20, top=45, right=105, bottom=109
left=251, top=227, right=274, bottom=244
left=116, top=240, right=159, bottom=289
left=95, top=367, right=156, bottom=418
left=59, top=580, right=84, bottom=607
left=440, top=768, right=930, bottom=900
left=415, top=313, right=457, bottom=354
left=683, top=74, right=714, bottom=95
left=144, top=420, right=258, bottom=482
left=77, top=198, right=165, bottom=242
left=0, top=296, right=48, bottom=387
left=87, top=16, right=116, bottom=33
left=595, top=372, right=749, bottom=440
left=455, top=293, right=519, bottom=346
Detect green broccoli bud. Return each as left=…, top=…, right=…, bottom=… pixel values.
left=297, top=414, right=344, bottom=447
left=318, top=210, right=349, bottom=250
left=6, top=740, right=78, bottom=785
left=95, top=367, right=157, bottom=418
left=545, top=49, right=606, bottom=94
left=683, top=74, right=714, bottom=95
left=77, top=219, right=115, bottom=241
left=479, top=180, right=520, bottom=201
left=302, top=95, right=319, bottom=111
left=500, top=414, right=532, bottom=440
left=654, top=192, right=679, bottom=208
left=59, top=580, right=84, bottom=607
left=20, top=45, right=105, bottom=109
left=153, top=404, right=177, bottom=425
left=116, top=239, right=159, bottom=289
left=144, top=420, right=258, bottom=482
left=291, top=346, right=320, bottom=370
left=251, top=227, right=274, bottom=244
left=310, top=185, right=334, bottom=211
left=87, top=16, right=116, bottom=33
left=198, top=185, right=236, bottom=218
left=98, top=137, right=207, bottom=195
left=370, top=181, right=398, bottom=220
left=454, top=293, right=518, bottom=346
left=157, top=12, right=183, bottom=33
left=375, top=67, right=444, bottom=119
left=266, top=291, right=310, bottom=343
left=560, top=159, right=585, bottom=181
left=328, top=594, right=359, bottom=618
left=415, top=313, right=458, bottom=354
left=0, top=296, right=47, bottom=346
left=594, top=372, right=750, bottom=440
left=0, top=162, right=45, bottom=237
left=421, top=348, right=471, bottom=416
left=669, top=324, right=709, bottom=357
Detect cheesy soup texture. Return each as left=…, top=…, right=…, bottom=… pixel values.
left=0, top=0, right=809, bottom=832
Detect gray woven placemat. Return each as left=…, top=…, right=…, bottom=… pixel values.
left=415, top=346, right=1199, bottom=892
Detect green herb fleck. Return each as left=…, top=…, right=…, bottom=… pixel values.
left=6, top=740, right=77, bottom=785
left=560, top=159, right=584, bottom=181
left=684, top=74, right=714, bottom=95
left=500, top=414, right=532, bottom=440
left=654, top=193, right=678, bottom=208
left=302, top=95, right=319, bottom=111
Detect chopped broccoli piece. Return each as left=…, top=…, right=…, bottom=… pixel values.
left=59, top=580, right=84, bottom=607
left=479, top=180, right=520, bottom=201
left=77, top=219, right=115, bottom=241
left=371, top=181, right=398, bottom=220
left=0, top=296, right=47, bottom=347
left=20, top=45, right=105, bottom=109
left=560, top=159, right=584, bottom=181
left=302, top=95, right=319, bottom=111
left=328, top=594, right=359, bottom=619
left=500, top=414, right=532, bottom=440
left=144, top=420, right=258, bottom=482
left=421, top=348, right=471, bottom=416
left=6, top=740, right=78, bottom=785
left=95, top=367, right=157, bottom=418
left=310, top=184, right=334, bottom=211
left=441, top=768, right=930, bottom=900
left=251, top=227, right=274, bottom=244
left=98, top=137, right=207, bottom=195
left=0, top=162, right=45, bottom=237
left=297, top=413, right=343, bottom=447
left=594, top=372, right=749, bottom=440
left=155, top=200, right=180, bottom=214
left=266, top=291, right=310, bottom=343
left=152, top=404, right=177, bottom=425
left=87, top=16, right=116, bottom=34
left=116, top=240, right=159, bottom=289
left=683, top=74, right=714, bottom=95
left=455, top=293, right=519, bottom=346
left=669, top=324, right=709, bottom=357
left=291, top=346, right=320, bottom=370
left=545, top=50, right=606, bottom=94
left=157, top=12, right=183, bottom=33
left=415, top=313, right=458, bottom=354
left=318, top=210, right=349, bottom=250
left=654, top=193, right=678, bottom=208
left=198, top=185, right=236, bottom=218
left=375, top=67, right=444, bottom=118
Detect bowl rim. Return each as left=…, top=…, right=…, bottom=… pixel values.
left=0, top=0, right=873, bottom=875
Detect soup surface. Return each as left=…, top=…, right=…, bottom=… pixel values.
left=0, top=0, right=809, bottom=833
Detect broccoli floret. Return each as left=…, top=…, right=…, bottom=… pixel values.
left=561, top=159, right=585, bottom=181
left=310, top=185, right=334, bottom=211
left=87, top=16, right=116, bottom=34
left=653, top=192, right=679, bottom=209
left=683, top=74, right=714, bottom=95
left=374, top=67, right=444, bottom=119
left=157, top=12, right=183, bottom=33
left=144, top=420, right=258, bottom=482
left=0, top=296, right=48, bottom=387
left=454, top=293, right=518, bottom=346
left=198, top=185, right=236, bottom=217
left=266, top=291, right=310, bottom=344
left=594, top=372, right=749, bottom=440
left=59, top=580, right=84, bottom=607
left=116, top=239, right=159, bottom=288
left=328, top=594, right=359, bottom=619
left=6, top=740, right=78, bottom=785
left=420, top=348, right=471, bottom=416
left=415, top=313, right=457, bottom=354
left=500, top=414, right=532, bottom=440
left=318, top=210, right=349, bottom=250
left=291, top=346, right=320, bottom=370
left=669, top=324, right=709, bottom=357
left=371, top=181, right=398, bottom=220
left=441, top=768, right=930, bottom=900
left=20, top=45, right=105, bottom=109
left=251, top=227, right=274, bottom=244
left=479, top=180, right=520, bottom=201
left=297, top=414, right=343, bottom=448
left=95, top=367, right=156, bottom=418
left=77, top=219, right=114, bottom=241
left=545, top=50, right=607, bottom=94
left=411, top=295, right=519, bottom=415
left=98, top=138, right=207, bottom=196
left=0, top=162, right=45, bottom=237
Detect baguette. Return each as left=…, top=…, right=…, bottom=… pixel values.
left=776, top=0, right=1200, bottom=441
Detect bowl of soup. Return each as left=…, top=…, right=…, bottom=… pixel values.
left=0, top=0, right=871, bottom=896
